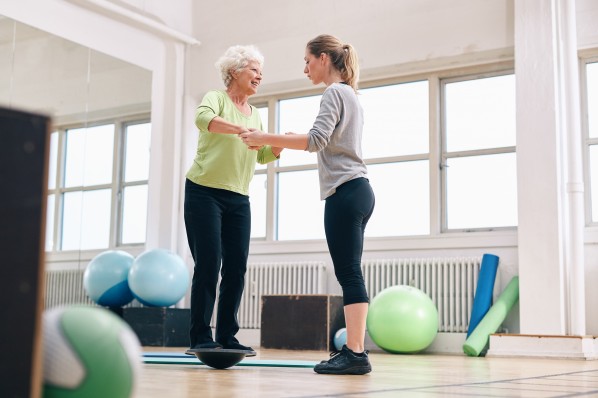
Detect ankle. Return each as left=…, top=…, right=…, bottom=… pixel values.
left=346, top=344, right=365, bottom=355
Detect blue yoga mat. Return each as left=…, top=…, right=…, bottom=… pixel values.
left=466, top=253, right=499, bottom=337
left=142, top=353, right=317, bottom=368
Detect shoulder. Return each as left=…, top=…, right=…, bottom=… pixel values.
left=202, top=90, right=227, bottom=101
left=323, top=83, right=355, bottom=99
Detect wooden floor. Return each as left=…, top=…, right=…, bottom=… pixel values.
left=137, top=347, right=598, bottom=397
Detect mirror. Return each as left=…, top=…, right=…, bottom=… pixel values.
left=0, top=16, right=152, bottom=254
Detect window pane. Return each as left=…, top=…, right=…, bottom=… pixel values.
left=278, top=96, right=320, bottom=166
left=257, top=106, right=268, bottom=132
left=277, top=170, right=324, bottom=240
left=589, top=145, right=598, bottom=222
left=256, top=106, right=268, bottom=171
left=64, top=124, right=114, bottom=187
left=366, top=161, right=430, bottom=237
left=445, top=74, right=515, bottom=151
left=588, top=62, right=598, bottom=138
left=121, top=185, right=148, bottom=244
left=61, top=189, right=111, bottom=250
left=249, top=174, right=267, bottom=238
left=446, top=153, right=517, bottom=229
left=361, top=81, right=429, bottom=158
left=124, top=123, right=151, bottom=182
left=48, top=131, right=58, bottom=190
left=45, top=194, right=55, bottom=251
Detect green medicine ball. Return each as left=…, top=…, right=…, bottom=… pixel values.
left=43, top=306, right=142, bottom=398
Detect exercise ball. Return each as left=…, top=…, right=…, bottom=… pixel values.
left=83, top=250, right=135, bottom=307
left=333, top=328, right=347, bottom=351
left=367, top=285, right=438, bottom=353
left=128, top=248, right=190, bottom=307
left=43, top=306, right=141, bottom=398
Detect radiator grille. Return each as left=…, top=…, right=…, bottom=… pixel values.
left=45, top=269, right=94, bottom=308
left=361, top=257, right=481, bottom=333
left=213, top=261, right=327, bottom=329
left=45, top=258, right=479, bottom=333
left=44, top=261, right=328, bottom=331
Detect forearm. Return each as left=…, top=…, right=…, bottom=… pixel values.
left=207, top=116, right=246, bottom=135
left=262, top=134, right=309, bottom=150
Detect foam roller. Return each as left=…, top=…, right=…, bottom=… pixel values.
left=463, top=276, right=519, bottom=357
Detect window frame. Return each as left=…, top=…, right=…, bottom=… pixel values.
left=581, top=53, right=598, bottom=228
left=46, top=113, right=150, bottom=254
left=248, top=62, right=517, bottom=247
left=440, top=70, right=517, bottom=233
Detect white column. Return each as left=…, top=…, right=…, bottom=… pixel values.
left=515, top=0, right=585, bottom=335
left=558, top=0, right=586, bottom=337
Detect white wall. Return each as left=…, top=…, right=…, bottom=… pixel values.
left=4, top=0, right=598, bottom=340
left=189, top=0, right=514, bottom=97
left=179, top=0, right=598, bottom=337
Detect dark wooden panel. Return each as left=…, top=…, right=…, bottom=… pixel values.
left=261, top=295, right=345, bottom=351
left=0, top=107, right=50, bottom=398
left=122, top=307, right=191, bottom=347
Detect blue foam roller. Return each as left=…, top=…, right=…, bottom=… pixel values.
left=466, top=253, right=499, bottom=337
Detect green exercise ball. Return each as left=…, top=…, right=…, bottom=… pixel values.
left=367, top=285, right=438, bottom=353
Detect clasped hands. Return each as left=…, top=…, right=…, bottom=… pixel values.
left=239, top=128, right=266, bottom=150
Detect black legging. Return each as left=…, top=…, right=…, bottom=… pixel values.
left=324, top=177, right=375, bottom=305
left=184, top=179, right=251, bottom=347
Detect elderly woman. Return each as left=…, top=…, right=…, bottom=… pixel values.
left=184, top=45, right=281, bottom=354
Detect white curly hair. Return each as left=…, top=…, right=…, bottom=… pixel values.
left=215, top=45, right=264, bottom=87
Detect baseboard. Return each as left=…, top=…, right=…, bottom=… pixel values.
left=487, top=334, right=598, bottom=360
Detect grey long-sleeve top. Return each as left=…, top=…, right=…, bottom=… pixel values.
left=306, top=82, right=368, bottom=200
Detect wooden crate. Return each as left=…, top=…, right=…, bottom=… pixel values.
left=260, top=295, right=345, bottom=351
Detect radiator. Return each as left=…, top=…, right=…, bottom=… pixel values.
left=213, top=261, right=328, bottom=329
left=45, top=261, right=328, bottom=330
left=45, top=258, right=478, bottom=333
left=361, top=257, right=481, bottom=333
left=45, top=269, right=94, bottom=308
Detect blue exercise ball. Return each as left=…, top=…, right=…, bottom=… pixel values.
left=333, top=328, right=347, bottom=350
left=128, top=249, right=190, bottom=307
left=367, top=285, right=438, bottom=354
left=83, top=250, right=135, bottom=307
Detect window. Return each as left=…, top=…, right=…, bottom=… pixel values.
left=46, top=117, right=150, bottom=251
left=251, top=65, right=517, bottom=243
left=275, top=95, right=322, bottom=240
left=586, top=61, right=598, bottom=222
left=442, top=73, right=517, bottom=230
left=249, top=104, right=269, bottom=239
left=360, top=81, right=430, bottom=237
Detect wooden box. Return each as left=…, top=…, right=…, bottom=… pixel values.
left=122, top=307, right=190, bottom=347
left=1, top=108, right=50, bottom=398
left=260, top=295, right=345, bottom=351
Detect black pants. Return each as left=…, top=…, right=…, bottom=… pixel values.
left=324, top=178, right=375, bottom=305
left=184, top=179, right=251, bottom=347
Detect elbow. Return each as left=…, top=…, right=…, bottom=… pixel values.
left=306, top=133, right=327, bottom=153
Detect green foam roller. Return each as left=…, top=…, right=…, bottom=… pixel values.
left=463, top=276, right=519, bottom=357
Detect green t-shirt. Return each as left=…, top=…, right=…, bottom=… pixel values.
left=186, top=90, right=278, bottom=195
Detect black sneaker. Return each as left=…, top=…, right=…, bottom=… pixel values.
left=191, top=341, right=223, bottom=350
left=219, top=341, right=257, bottom=357
left=314, top=345, right=372, bottom=375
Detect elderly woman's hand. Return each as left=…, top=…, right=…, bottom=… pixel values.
left=239, top=128, right=268, bottom=148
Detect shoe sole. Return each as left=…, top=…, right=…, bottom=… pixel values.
left=314, top=365, right=372, bottom=375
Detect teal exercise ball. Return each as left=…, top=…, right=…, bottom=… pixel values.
left=333, top=328, right=347, bottom=351
left=367, top=285, right=438, bottom=353
left=83, top=250, right=135, bottom=307
left=128, top=249, right=190, bottom=307
left=43, top=306, right=141, bottom=398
